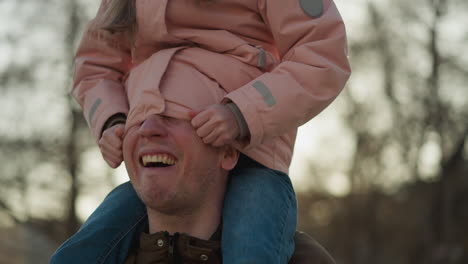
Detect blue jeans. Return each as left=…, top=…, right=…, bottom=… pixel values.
left=222, top=155, right=297, bottom=264
left=50, top=155, right=297, bottom=264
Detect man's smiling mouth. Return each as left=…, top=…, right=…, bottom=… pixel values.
left=141, top=154, right=177, bottom=168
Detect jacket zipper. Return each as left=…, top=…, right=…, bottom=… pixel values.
left=168, top=234, right=174, bottom=263
left=168, top=233, right=181, bottom=264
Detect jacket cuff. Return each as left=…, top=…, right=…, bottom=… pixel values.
left=225, top=103, right=249, bottom=139
left=224, top=80, right=264, bottom=149
left=78, top=80, right=129, bottom=144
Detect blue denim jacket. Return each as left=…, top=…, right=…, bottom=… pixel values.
left=51, top=182, right=147, bottom=264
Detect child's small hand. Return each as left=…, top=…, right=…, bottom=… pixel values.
left=190, top=104, right=240, bottom=147
left=99, top=124, right=125, bottom=168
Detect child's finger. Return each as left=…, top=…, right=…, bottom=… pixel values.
left=211, top=137, right=225, bottom=147
left=101, top=130, right=124, bottom=147
left=114, top=124, right=125, bottom=138
left=101, top=145, right=122, bottom=158
left=196, top=120, right=218, bottom=138
left=99, top=141, right=122, bottom=156
left=106, top=134, right=123, bottom=148
left=103, top=152, right=123, bottom=167
left=191, top=110, right=211, bottom=128
left=201, top=129, right=219, bottom=145
left=212, top=131, right=233, bottom=147
left=108, top=154, right=123, bottom=166
left=105, top=157, right=122, bottom=168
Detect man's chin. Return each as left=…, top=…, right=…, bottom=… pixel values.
left=139, top=186, right=176, bottom=209
left=146, top=203, right=185, bottom=216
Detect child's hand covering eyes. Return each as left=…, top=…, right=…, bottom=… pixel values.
left=190, top=104, right=240, bottom=147
left=99, top=123, right=125, bottom=168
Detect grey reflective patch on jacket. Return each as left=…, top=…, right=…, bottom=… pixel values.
left=253, top=81, right=276, bottom=107
left=258, top=47, right=266, bottom=69
left=299, top=0, right=324, bottom=18
left=88, top=98, right=102, bottom=122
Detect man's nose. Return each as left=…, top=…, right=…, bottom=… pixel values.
left=138, top=115, right=168, bottom=138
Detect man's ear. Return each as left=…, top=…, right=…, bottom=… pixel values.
left=220, top=146, right=239, bottom=171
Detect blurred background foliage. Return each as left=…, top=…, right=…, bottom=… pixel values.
left=0, top=0, right=467, bottom=263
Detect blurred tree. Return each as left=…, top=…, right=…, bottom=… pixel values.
left=298, top=0, right=468, bottom=263
left=0, top=0, right=103, bottom=241
left=63, top=0, right=83, bottom=237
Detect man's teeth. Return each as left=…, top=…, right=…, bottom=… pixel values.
left=142, top=154, right=176, bottom=166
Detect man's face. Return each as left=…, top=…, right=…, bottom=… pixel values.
left=123, top=114, right=233, bottom=215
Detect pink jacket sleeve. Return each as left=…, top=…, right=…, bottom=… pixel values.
left=72, top=0, right=132, bottom=142
left=225, top=0, right=351, bottom=148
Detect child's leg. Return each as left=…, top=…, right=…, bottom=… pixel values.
left=222, top=154, right=298, bottom=264
left=50, top=182, right=147, bottom=264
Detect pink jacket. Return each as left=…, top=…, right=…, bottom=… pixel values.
left=73, top=0, right=351, bottom=173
